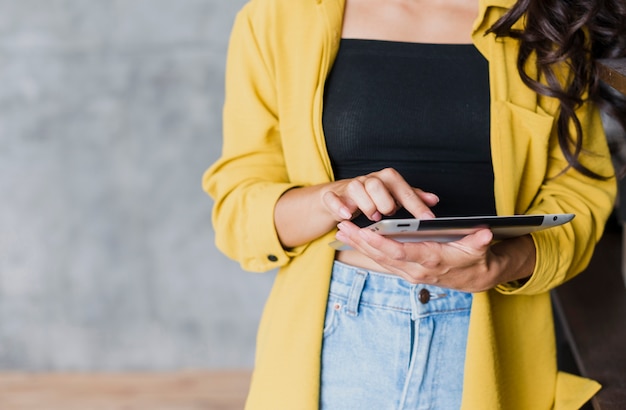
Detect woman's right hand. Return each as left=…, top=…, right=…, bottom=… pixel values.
left=274, top=167, right=439, bottom=248
left=321, top=167, right=439, bottom=223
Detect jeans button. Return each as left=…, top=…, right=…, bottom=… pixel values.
left=418, top=288, right=431, bottom=304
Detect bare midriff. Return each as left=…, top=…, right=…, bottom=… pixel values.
left=335, top=249, right=390, bottom=273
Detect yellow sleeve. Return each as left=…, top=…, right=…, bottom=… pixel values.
left=202, top=3, right=304, bottom=272
left=498, top=100, right=617, bottom=295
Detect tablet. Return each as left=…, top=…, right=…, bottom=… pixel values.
left=329, top=213, right=575, bottom=250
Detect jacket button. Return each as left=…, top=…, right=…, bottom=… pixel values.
left=267, top=254, right=278, bottom=262
left=418, top=288, right=430, bottom=304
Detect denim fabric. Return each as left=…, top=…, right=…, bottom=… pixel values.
left=320, top=261, right=472, bottom=410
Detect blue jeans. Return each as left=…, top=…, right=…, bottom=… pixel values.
left=320, top=261, right=472, bottom=410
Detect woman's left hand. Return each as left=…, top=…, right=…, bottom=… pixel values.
left=336, top=221, right=534, bottom=292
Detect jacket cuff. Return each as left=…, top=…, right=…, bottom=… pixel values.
left=495, top=231, right=562, bottom=295
left=238, top=183, right=305, bottom=272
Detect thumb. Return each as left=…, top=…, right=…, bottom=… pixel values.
left=458, top=228, right=493, bottom=250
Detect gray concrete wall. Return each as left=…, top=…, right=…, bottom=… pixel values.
left=0, top=0, right=276, bottom=371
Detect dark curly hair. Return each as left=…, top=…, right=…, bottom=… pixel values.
left=488, top=0, right=626, bottom=179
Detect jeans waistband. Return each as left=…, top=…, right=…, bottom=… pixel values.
left=330, top=260, right=473, bottom=320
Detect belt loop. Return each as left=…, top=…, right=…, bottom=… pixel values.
left=346, top=270, right=368, bottom=317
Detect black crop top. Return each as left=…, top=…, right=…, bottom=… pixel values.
left=322, top=39, right=496, bottom=226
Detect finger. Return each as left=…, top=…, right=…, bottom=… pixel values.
left=346, top=179, right=383, bottom=221
left=336, top=221, right=386, bottom=255
left=337, top=221, right=410, bottom=266
left=321, top=190, right=356, bottom=220
left=374, top=168, right=435, bottom=219
left=352, top=228, right=438, bottom=282
left=362, top=177, right=401, bottom=216
left=414, top=188, right=440, bottom=209
left=335, top=221, right=365, bottom=251
left=358, top=226, right=406, bottom=258
left=448, top=229, right=493, bottom=254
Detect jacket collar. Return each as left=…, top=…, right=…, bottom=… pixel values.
left=475, top=0, right=517, bottom=32
left=473, top=0, right=518, bottom=58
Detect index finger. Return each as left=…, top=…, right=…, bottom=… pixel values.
left=374, top=168, right=436, bottom=219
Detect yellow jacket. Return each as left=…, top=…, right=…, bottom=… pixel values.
left=204, top=0, right=616, bottom=408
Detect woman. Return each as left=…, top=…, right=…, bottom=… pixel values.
left=204, top=0, right=626, bottom=408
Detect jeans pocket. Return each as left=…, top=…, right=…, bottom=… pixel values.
left=323, top=296, right=343, bottom=338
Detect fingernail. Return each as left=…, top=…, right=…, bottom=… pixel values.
left=420, top=212, right=435, bottom=219
left=481, top=229, right=494, bottom=243
left=339, top=207, right=352, bottom=220
left=371, top=211, right=382, bottom=221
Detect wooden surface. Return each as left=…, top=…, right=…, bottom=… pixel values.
left=598, top=58, right=626, bottom=95
left=553, top=229, right=626, bottom=409
left=0, top=371, right=251, bottom=410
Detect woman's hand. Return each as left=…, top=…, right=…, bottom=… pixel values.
left=321, top=167, right=439, bottom=222
left=274, top=168, right=438, bottom=248
left=335, top=221, right=536, bottom=292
